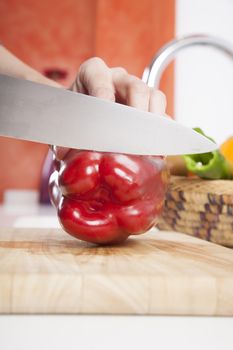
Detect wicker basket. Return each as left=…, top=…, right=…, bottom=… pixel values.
left=158, top=176, right=233, bottom=248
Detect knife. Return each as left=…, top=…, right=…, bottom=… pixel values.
left=0, top=74, right=216, bottom=155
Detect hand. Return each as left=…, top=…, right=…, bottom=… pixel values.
left=53, top=57, right=167, bottom=160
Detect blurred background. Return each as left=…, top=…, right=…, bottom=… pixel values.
left=0, top=0, right=232, bottom=205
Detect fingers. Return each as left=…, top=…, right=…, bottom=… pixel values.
left=65, top=59, right=167, bottom=162
left=52, top=145, right=70, bottom=161
left=111, top=67, right=167, bottom=113
left=65, top=58, right=116, bottom=162
left=149, top=89, right=167, bottom=115
left=74, top=58, right=167, bottom=114
left=112, top=69, right=149, bottom=111
left=127, top=79, right=150, bottom=111
left=77, top=57, right=115, bottom=101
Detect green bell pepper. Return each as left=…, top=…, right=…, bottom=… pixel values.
left=183, top=128, right=233, bottom=180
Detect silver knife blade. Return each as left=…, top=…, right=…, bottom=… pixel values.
left=0, top=74, right=216, bottom=155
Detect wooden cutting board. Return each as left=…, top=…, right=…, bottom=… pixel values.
left=0, top=228, right=233, bottom=315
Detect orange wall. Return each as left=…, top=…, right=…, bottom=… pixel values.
left=0, top=0, right=175, bottom=202
left=95, top=0, right=174, bottom=103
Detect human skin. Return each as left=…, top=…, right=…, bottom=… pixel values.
left=0, top=45, right=168, bottom=244
left=0, top=45, right=167, bottom=161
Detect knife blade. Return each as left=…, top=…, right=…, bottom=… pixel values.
left=0, top=74, right=216, bottom=155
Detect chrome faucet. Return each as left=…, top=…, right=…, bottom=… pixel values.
left=142, top=34, right=233, bottom=89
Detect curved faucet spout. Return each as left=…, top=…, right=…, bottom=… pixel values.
left=142, top=34, right=233, bottom=89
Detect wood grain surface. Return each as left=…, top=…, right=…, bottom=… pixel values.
left=0, top=228, right=233, bottom=315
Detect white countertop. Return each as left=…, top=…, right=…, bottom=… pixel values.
left=1, top=315, right=233, bottom=350
left=0, top=203, right=59, bottom=228
left=0, top=204, right=232, bottom=350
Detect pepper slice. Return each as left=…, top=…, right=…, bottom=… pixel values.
left=183, top=128, right=233, bottom=180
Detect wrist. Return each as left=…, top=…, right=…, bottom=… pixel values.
left=0, top=45, right=62, bottom=88
left=26, top=69, right=62, bottom=88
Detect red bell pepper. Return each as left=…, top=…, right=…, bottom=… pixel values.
left=49, top=149, right=168, bottom=245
